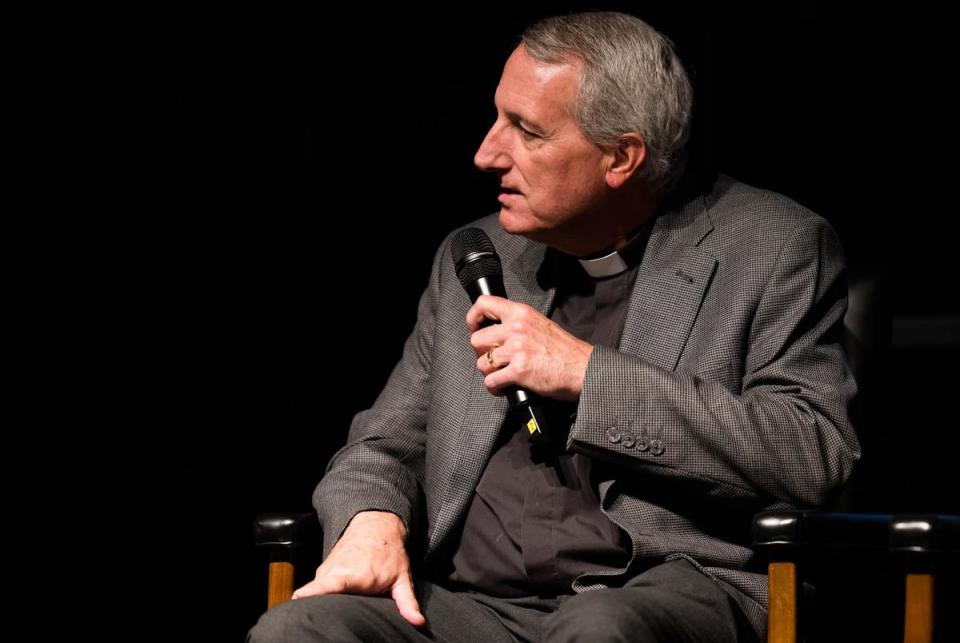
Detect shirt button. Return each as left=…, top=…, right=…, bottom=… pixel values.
left=606, top=427, right=622, bottom=443
left=635, top=437, right=649, bottom=452
left=621, top=432, right=636, bottom=448
left=650, top=439, right=665, bottom=455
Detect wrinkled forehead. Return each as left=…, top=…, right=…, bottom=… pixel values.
left=501, top=45, right=583, bottom=91
left=495, top=46, right=582, bottom=123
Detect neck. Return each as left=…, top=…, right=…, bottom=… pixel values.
left=558, top=187, right=661, bottom=258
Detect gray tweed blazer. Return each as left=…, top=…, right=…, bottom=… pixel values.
left=314, top=175, right=860, bottom=638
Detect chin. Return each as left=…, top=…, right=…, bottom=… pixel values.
left=501, top=210, right=592, bottom=255
left=500, top=210, right=562, bottom=250
left=498, top=207, right=540, bottom=236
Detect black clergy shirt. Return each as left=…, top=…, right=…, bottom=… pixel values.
left=444, top=224, right=652, bottom=597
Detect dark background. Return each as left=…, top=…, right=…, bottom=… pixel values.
left=19, top=2, right=959, bottom=640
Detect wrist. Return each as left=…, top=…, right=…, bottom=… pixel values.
left=569, top=342, right=593, bottom=397
left=348, top=510, right=408, bottom=540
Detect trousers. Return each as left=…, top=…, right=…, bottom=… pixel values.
left=248, top=559, right=759, bottom=642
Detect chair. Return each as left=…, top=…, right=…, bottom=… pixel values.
left=753, top=511, right=959, bottom=643
left=255, top=511, right=320, bottom=609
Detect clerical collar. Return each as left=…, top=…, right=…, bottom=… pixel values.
left=575, top=222, right=653, bottom=278
left=577, top=250, right=629, bottom=278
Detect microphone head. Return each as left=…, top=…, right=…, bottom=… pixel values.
left=451, top=227, right=502, bottom=289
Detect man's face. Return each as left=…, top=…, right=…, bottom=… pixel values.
left=474, top=46, right=611, bottom=247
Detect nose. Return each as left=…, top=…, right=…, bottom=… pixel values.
left=474, top=121, right=511, bottom=173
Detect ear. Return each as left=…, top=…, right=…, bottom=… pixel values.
left=604, top=132, right=646, bottom=189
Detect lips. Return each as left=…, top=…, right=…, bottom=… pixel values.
left=497, top=192, right=520, bottom=205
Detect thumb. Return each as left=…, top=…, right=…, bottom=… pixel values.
left=391, top=574, right=426, bottom=627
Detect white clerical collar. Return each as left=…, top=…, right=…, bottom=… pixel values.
left=577, top=250, right=630, bottom=278
left=572, top=218, right=656, bottom=279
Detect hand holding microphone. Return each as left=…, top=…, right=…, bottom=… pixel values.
left=451, top=228, right=593, bottom=439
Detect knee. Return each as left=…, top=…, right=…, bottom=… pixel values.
left=247, top=595, right=361, bottom=643
left=544, top=591, right=656, bottom=643
left=247, top=598, right=316, bottom=643
left=247, top=599, right=298, bottom=643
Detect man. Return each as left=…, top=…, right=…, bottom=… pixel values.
left=250, top=11, right=859, bottom=643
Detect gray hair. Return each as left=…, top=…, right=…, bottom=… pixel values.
left=522, top=12, right=693, bottom=195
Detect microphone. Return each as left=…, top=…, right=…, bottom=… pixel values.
left=451, top=227, right=549, bottom=441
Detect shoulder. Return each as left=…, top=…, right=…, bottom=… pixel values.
left=441, top=212, right=537, bottom=264
left=701, top=175, right=839, bottom=259
left=708, top=175, right=828, bottom=234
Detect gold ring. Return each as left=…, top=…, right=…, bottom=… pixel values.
left=486, top=349, right=499, bottom=368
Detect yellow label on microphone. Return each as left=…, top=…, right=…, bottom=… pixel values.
left=527, top=418, right=539, bottom=434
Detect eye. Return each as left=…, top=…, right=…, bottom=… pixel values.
left=518, top=125, right=540, bottom=140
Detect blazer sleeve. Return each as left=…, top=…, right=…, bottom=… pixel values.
left=312, top=238, right=446, bottom=558
left=567, top=215, right=860, bottom=507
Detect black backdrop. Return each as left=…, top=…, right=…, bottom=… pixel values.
left=18, top=3, right=959, bottom=640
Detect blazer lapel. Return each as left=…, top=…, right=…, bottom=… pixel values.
left=619, top=195, right=718, bottom=371
left=428, top=236, right=559, bottom=554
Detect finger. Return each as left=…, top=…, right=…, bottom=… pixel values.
left=465, top=295, right=512, bottom=332
left=391, top=575, right=426, bottom=627
left=484, top=364, right=515, bottom=396
left=476, top=345, right=511, bottom=375
left=468, top=324, right=507, bottom=356
left=292, top=575, right=344, bottom=599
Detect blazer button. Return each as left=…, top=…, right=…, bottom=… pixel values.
left=635, top=437, right=649, bottom=452
left=621, top=432, right=636, bottom=448
left=606, top=427, right=622, bottom=443
left=649, top=439, right=665, bottom=455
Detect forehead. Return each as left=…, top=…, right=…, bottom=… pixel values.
left=495, top=46, right=581, bottom=125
